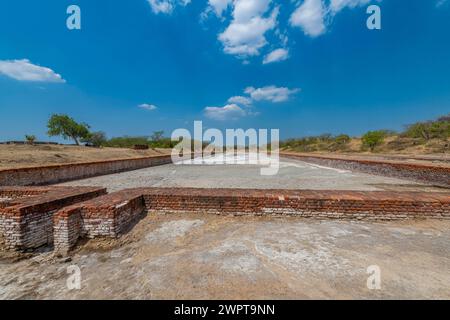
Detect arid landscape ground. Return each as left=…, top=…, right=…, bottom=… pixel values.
left=1, top=213, right=449, bottom=299
left=0, top=144, right=171, bottom=169
left=0, top=145, right=449, bottom=299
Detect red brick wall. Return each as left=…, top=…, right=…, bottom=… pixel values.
left=10, top=186, right=450, bottom=255
left=0, top=155, right=173, bottom=186
left=141, top=188, right=450, bottom=220
left=281, top=153, right=450, bottom=188
left=54, top=190, right=145, bottom=254
left=0, top=186, right=106, bottom=250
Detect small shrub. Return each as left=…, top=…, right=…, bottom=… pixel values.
left=361, top=130, right=387, bottom=152
left=82, top=131, right=107, bottom=147
left=25, top=135, right=36, bottom=145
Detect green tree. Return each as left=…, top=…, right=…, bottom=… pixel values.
left=361, top=130, right=386, bottom=152
left=47, top=114, right=90, bottom=145
left=82, top=131, right=107, bottom=147
left=25, top=134, right=36, bottom=145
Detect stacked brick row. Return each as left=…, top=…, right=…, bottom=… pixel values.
left=141, top=188, right=450, bottom=220
left=53, top=190, right=145, bottom=254
left=0, top=155, right=173, bottom=186
left=0, top=186, right=106, bottom=250
left=281, top=153, right=450, bottom=188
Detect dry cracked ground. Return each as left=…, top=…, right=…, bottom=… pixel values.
left=1, top=214, right=449, bottom=299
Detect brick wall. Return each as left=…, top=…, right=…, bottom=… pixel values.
left=4, top=185, right=449, bottom=255
left=142, top=188, right=450, bottom=220
left=281, top=153, right=450, bottom=188
left=0, top=155, right=173, bottom=186
left=0, top=186, right=106, bottom=250
left=53, top=190, right=145, bottom=254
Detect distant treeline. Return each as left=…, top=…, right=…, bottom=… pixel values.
left=281, top=114, right=450, bottom=152
left=18, top=113, right=449, bottom=153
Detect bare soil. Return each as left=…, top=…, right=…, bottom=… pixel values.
left=1, top=213, right=449, bottom=299
left=0, top=144, right=171, bottom=170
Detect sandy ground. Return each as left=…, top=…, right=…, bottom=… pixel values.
left=1, top=214, right=449, bottom=299
left=59, top=156, right=445, bottom=192
left=0, top=145, right=171, bottom=169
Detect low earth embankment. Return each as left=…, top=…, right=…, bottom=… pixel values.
left=0, top=144, right=171, bottom=170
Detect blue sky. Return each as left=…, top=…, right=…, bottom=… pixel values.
left=0, top=0, right=449, bottom=142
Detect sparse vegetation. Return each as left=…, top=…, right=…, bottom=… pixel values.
left=403, top=115, right=450, bottom=141
left=281, top=114, right=449, bottom=154
left=25, top=113, right=449, bottom=154
left=281, top=134, right=352, bottom=152
left=103, top=136, right=150, bottom=148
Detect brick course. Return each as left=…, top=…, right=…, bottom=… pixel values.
left=54, top=189, right=145, bottom=254
left=0, top=155, right=173, bottom=186
left=281, top=153, right=450, bottom=188
left=52, top=187, right=450, bottom=254
left=0, top=186, right=106, bottom=250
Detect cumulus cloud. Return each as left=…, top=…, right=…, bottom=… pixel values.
left=0, top=59, right=65, bottom=83
left=329, top=0, right=372, bottom=13
left=206, top=84, right=300, bottom=120
left=245, top=85, right=299, bottom=103
left=263, top=48, right=289, bottom=64
left=206, top=0, right=233, bottom=17
left=150, top=0, right=384, bottom=61
left=147, top=0, right=191, bottom=14
left=227, top=95, right=253, bottom=106
left=218, top=0, right=279, bottom=57
left=138, top=103, right=158, bottom=111
left=290, top=0, right=326, bottom=37
left=290, top=0, right=379, bottom=37
left=204, top=104, right=247, bottom=120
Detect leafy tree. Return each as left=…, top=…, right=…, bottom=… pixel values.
left=361, top=130, right=386, bottom=152
left=82, top=131, right=107, bottom=147
left=403, top=115, right=449, bottom=141
left=47, top=114, right=90, bottom=145
left=25, top=134, right=36, bottom=145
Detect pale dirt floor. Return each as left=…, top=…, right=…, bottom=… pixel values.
left=1, top=214, right=449, bottom=299
left=0, top=145, right=171, bottom=169
left=59, top=157, right=447, bottom=192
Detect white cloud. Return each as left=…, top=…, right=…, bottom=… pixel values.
left=290, top=0, right=378, bottom=37
left=436, top=0, right=448, bottom=7
left=149, top=0, right=384, bottom=61
left=147, top=0, right=191, bottom=14
left=207, top=0, right=233, bottom=17
left=329, top=0, right=372, bottom=13
left=138, top=103, right=158, bottom=111
left=0, top=59, right=65, bottom=83
left=227, top=95, right=253, bottom=106
left=218, top=0, right=279, bottom=57
left=263, top=48, right=289, bottom=64
left=204, top=104, right=247, bottom=120
left=290, top=0, right=326, bottom=37
left=245, top=85, right=299, bottom=103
